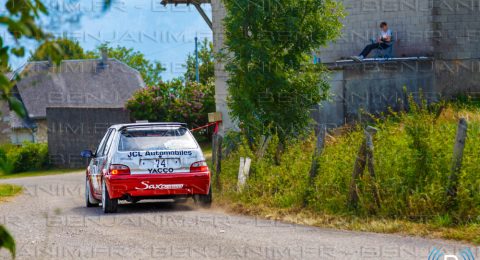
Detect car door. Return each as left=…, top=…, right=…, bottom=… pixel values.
left=90, top=129, right=114, bottom=196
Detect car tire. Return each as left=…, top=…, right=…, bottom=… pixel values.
left=195, top=186, right=212, bottom=208
left=85, top=178, right=100, bottom=207
left=102, top=179, right=118, bottom=213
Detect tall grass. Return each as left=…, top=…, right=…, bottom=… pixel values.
left=218, top=102, right=480, bottom=224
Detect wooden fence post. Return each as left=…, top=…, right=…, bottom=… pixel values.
left=211, top=133, right=217, bottom=167
left=365, top=126, right=381, bottom=209
left=348, top=138, right=367, bottom=209
left=215, top=135, right=223, bottom=191
left=447, top=118, right=468, bottom=206
left=274, top=142, right=284, bottom=165
left=348, top=126, right=380, bottom=209
left=256, top=135, right=272, bottom=159
left=303, top=126, right=326, bottom=207
left=237, top=157, right=251, bottom=191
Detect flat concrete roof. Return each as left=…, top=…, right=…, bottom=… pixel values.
left=161, top=0, right=210, bottom=4
left=324, top=57, right=433, bottom=70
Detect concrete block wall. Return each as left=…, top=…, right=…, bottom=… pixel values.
left=318, top=0, right=434, bottom=62
left=432, top=1, right=480, bottom=59
left=318, top=60, right=437, bottom=127
left=211, top=0, right=480, bottom=133
left=434, top=59, right=480, bottom=95
left=342, top=62, right=435, bottom=117
left=315, top=71, right=346, bottom=128
left=212, top=0, right=480, bottom=63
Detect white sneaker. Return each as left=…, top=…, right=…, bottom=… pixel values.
left=351, top=55, right=363, bottom=62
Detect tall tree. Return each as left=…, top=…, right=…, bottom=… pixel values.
left=0, top=0, right=50, bottom=119
left=86, top=44, right=165, bottom=86
left=29, top=38, right=87, bottom=61
left=184, top=39, right=214, bottom=85
left=223, top=0, right=344, bottom=141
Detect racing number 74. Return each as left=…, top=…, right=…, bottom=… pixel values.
left=156, top=159, right=167, bottom=168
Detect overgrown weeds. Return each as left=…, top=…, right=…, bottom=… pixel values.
left=216, top=100, right=480, bottom=243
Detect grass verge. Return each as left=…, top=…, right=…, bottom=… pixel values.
left=0, top=184, right=22, bottom=201
left=214, top=198, right=480, bottom=245
left=0, top=169, right=83, bottom=179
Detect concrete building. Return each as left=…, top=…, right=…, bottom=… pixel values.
left=210, top=0, right=480, bottom=133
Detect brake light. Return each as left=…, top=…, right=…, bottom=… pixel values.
left=190, top=161, right=209, bottom=173
left=109, top=164, right=131, bottom=175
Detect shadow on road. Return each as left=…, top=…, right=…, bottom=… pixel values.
left=71, top=200, right=196, bottom=216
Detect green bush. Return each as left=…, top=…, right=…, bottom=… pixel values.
left=219, top=102, right=480, bottom=224
left=0, top=143, right=49, bottom=174
left=125, top=79, right=215, bottom=140
left=223, top=0, right=344, bottom=141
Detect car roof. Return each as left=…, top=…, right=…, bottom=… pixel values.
left=110, top=122, right=188, bottom=131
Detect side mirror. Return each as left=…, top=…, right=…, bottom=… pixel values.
left=81, top=150, right=94, bottom=158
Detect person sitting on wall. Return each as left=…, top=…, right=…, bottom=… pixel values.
left=351, top=22, right=392, bottom=62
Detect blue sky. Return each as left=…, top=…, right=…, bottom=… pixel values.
left=3, top=0, right=213, bottom=80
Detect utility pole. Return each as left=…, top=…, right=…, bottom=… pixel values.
left=195, top=36, right=200, bottom=83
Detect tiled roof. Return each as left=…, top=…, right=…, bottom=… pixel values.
left=16, top=58, right=146, bottom=119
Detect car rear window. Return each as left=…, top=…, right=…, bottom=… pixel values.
left=118, top=127, right=198, bottom=151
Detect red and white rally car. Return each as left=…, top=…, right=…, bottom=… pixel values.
left=82, top=123, right=212, bottom=213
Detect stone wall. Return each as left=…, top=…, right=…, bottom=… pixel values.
left=47, top=107, right=131, bottom=168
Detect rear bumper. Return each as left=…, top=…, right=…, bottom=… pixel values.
left=105, top=172, right=211, bottom=199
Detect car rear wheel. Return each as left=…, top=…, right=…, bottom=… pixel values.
left=85, top=178, right=99, bottom=207
left=195, top=186, right=212, bottom=208
left=102, top=179, right=118, bottom=213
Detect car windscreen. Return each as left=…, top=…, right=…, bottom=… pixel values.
left=118, top=127, right=198, bottom=151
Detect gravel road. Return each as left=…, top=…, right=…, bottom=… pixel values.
left=0, top=172, right=475, bottom=260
